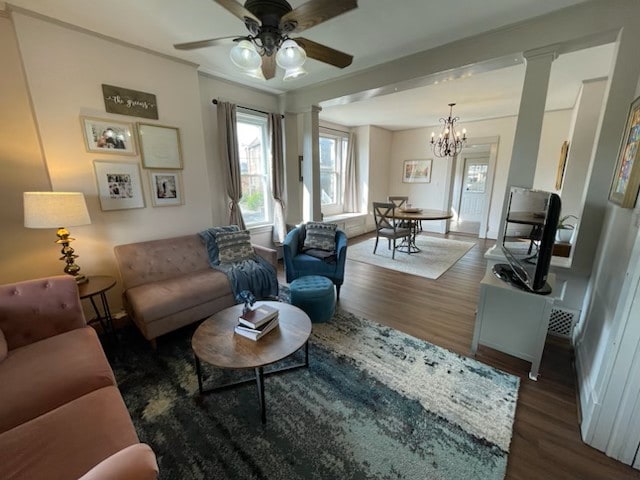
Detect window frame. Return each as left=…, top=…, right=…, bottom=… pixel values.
left=236, top=110, right=273, bottom=228
left=319, top=128, right=349, bottom=216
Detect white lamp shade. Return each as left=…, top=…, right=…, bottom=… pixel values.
left=276, top=39, right=306, bottom=69
left=230, top=40, right=262, bottom=71
left=24, top=192, right=91, bottom=228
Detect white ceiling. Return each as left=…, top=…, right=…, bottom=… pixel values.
left=5, top=0, right=612, bottom=128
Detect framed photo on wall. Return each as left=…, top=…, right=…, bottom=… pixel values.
left=149, top=170, right=184, bottom=207
left=403, top=159, right=432, bottom=183
left=610, top=96, right=640, bottom=208
left=137, top=123, right=183, bottom=169
left=94, top=160, right=145, bottom=211
left=81, top=116, right=136, bottom=155
left=555, top=141, right=569, bottom=190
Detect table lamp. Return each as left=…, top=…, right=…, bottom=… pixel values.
left=23, top=192, right=91, bottom=284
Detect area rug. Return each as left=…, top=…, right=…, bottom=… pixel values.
left=347, top=235, right=475, bottom=280
left=111, top=308, right=519, bottom=480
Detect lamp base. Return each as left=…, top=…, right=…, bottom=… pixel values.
left=74, top=274, right=88, bottom=284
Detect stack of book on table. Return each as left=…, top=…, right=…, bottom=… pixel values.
left=235, top=304, right=279, bottom=341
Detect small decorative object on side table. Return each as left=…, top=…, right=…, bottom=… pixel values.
left=236, top=290, right=256, bottom=315
left=78, top=275, right=117, bottom=343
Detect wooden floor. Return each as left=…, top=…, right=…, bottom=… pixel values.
left=279, top=231, right=640, bottom=480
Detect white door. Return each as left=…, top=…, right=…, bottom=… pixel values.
left=458, top=156, right=489, bottom=223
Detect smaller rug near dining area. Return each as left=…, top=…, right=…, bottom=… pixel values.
left=347, top=235, right=475, bottom=279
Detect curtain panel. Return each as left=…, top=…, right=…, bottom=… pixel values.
left=217, top=101, right=246, bottom=229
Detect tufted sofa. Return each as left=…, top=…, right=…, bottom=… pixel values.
left=114, top=234, right=277, bottom=346
left=0, top=275, right=158, bottom=480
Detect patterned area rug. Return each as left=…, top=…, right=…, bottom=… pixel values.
left=111, top=307, right=518, bottom=480
left=347, top=235, right=476, bottom=280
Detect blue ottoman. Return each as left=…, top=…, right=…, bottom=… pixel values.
left=289, top=275, right=335, bottom=323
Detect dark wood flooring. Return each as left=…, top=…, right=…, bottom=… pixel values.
left=279, top=231, right=640, bottom=480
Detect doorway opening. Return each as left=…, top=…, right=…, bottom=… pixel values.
left=448, top=137, right=499, bottom=238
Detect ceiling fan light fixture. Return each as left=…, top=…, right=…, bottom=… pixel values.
left=246, top=67, right=266, bottom=80
left=282, top=66, right=308, bottom=81
left=230, top=39, right=262, bottom=71
left=276, top=39, right=306, bottom=70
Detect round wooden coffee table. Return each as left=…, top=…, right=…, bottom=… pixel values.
left=192, top=301, right=312, bottom=424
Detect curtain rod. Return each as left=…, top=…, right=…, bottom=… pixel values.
left=321, top=125, right=350, bottom=134
left=212, top=99, right=284, bottom=118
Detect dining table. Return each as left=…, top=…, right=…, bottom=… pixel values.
left=392, top=208, right=453, bottom=253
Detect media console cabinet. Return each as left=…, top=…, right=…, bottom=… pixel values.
left=472, top=271, right=558, bottom=380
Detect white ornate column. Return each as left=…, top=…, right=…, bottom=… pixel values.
left=302, top=105, right=322, bottom=222
left=498, top=46, right=557, bottom=241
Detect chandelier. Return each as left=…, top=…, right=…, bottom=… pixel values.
left=430, top=103, right=467, bottom=158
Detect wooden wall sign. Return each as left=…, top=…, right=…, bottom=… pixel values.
left=102, top=84, right=158, bottom=119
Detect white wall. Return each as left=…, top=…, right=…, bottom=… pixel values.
left=388, top=110, right=571, bottom=238
left=369, top=126, right=393, bottom=204
left=6, top=11, right=278, bottom=310
left=576, top=75, right=640, bottom=462
left=0, top=13, right=53, bottom=283
left=533, top=110, right=574, bottom=193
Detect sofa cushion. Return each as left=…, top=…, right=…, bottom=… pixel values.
left=198, top=225, right=240, bottom=266
left=303, top=222, right=337, bottom=251
left=125, top=269, right=231, bottom=325
left=0, top=386, right=139, bottom=480
left=79, top=444, right=158, bottom=480
left=216, top=230, right=255, bottom=264
left=114, top=235, right=212, bottom=290
left=0, top=327, right=115, bottom=433
left=0, top=328, right=6, bottom=362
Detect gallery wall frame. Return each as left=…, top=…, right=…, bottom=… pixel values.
left=555, top=141, right=570, bottom=190
left=609, top=96, right=640, bottom=208
left=137, top=123, right=183, bottom=169
left=148, top=170, right=184, bottom=207
left=402, top=159, right=432, bottom=183
left=80, top=116, right=136, bottom=155
left=94, top=160, right=145, bottom=211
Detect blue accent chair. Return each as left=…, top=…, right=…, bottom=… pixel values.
left=283, top=225, right=348, bottom=300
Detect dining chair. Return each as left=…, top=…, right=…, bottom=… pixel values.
left=372, top=202, right=412, bottom=259
left=388, top=195, right=423, bottom=231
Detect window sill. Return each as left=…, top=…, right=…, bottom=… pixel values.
left=323, top=212, right=366, bottom=222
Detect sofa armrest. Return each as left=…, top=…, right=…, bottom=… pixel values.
left=0, top=276, right=86, bottom=351
left=253, top=244, right=278, bottom=269
left=78, top=444, right=158, bottom=480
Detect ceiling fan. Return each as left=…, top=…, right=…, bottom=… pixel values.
left=174, top=0, right=357, bottom=80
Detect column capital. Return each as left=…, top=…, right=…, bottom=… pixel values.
left=523, top=45, right=559, bottom=61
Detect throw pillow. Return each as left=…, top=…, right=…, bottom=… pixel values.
left=303, top=222, right=337, bottom=252
left=199, top=225, right=240, bottom=266
left=0, top=328, right=7, bottom=362
left=216, top=230, right=256, bottom=264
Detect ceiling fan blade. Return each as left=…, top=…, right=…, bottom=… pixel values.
left=261, top=54, right=277, bottom=80
left=214, top=0, right=261, bottom=25
left=280, top=0, right=357, bottom=33
left=174, top=35, right=241, bottom=50
left=295, top=37, right=353, bottom=68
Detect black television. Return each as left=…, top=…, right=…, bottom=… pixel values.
left=493, top=187, right=561, bottom=295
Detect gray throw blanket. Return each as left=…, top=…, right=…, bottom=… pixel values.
left=199, top=228, right=278, bottom=300
left=214, top=256, right=278, bottom=300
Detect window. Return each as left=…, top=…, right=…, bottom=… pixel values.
left=319, top=129, right=349, bottom=215
left=236, top=112, right=272, bottom=226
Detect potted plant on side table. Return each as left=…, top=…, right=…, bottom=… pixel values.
left=556, top=215, right=579, bottom=243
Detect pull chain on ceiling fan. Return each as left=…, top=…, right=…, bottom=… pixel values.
left=174, top=0, right=357, bottom=81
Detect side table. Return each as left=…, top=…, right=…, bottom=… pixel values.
left=78, top=275, right=117, bottom=342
